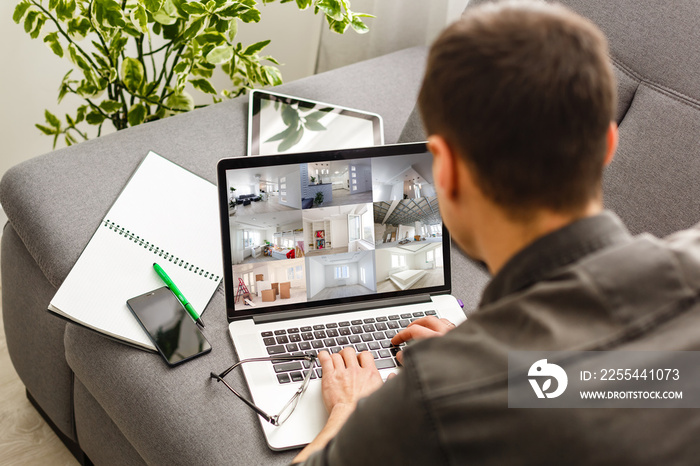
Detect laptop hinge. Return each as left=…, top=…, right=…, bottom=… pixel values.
left=252, top=294, right=433, bottom=325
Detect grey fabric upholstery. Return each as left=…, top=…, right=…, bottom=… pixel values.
left=74, top=379, right=147, bottom=466
left=1, top=223, right=76, bottom=441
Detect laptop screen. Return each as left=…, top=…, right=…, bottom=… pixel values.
left=217, top=143, right=451, bottom=321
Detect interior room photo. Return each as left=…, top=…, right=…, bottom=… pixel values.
left=371, top=151, right=436, bottom=202
left=231, top=258, right=307, bottom=309
left=226, top=165, right=302, bottom=215
left=302, top=203, right=375, bottom=256
left=229, top=211, right=305, bottom=265
left=374, top=197, right=443, bottom=248
left=300, top=159, right=373, bottom=208
left=375, top=243, right=444, bottom=292
left=306, top=251, right=378, bottom=301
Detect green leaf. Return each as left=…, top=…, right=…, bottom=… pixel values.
left=295, top=0, right=312, bottom=9
left=24, top=10, right=39, bottom=33
left=121, top=57, right=145, bottom=93
left=182, top=16, right=206, bottom=39
left=68, top=44, right=92, bottom=75
left=262, top=65, right=282, bottom=86
left=99, top=99, right=123, bottom=114
left=144, top=0, right=164, bottom=13
left=13, top=1, right=31, bottom=24
left=239, top=5, right=261, bottom=23
left=350, top=15, right=369, bottom=34
left=76, top=105, right=87, bottom=123
left=36, top=124, right=56, bottom=136
left=130, top=4, right=148, bottom=33
left=166, top=91, right=195, bottom=112
left=196, top=32, right=227, bottom=46
left=127, top=103, right=147, bottom=126
left=243, top=39, right=270, bottom=56
left=217, top=3, right=247, bottom=18
left=30, top=15, right=47, bottom=39
left=205, top=44, right=233, bottom=64
left=153, top=0, right=178, bottom=25
left=44, top=32, right=64, bottom=58
left=45, top=110, right=61, bottom=129
left=190, top=78, right=217, bottom=95
left=317, top=0, right=343, bottom=21
left=86, top=110, right=106, bottom=125
left=261, top=55, right=280, bottom=65
left=327, top=17, right=349, bottom=34
left=180, top=1, right=206, bottom=15
left=67, top=17, right=91, bottom=40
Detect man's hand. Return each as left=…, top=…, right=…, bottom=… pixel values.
left=292, top=348, right=384, bottom=464
left=390, top=316, right=456, bottom=364
left=319, top=347, right=384, bottom=413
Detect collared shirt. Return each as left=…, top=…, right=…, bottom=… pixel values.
left=303, top=211, right=700, bottom=465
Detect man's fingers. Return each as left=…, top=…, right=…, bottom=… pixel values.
left=339, top=347, right=360, bottom=368
left=318, top=350, right=334, bottom=374
left=391, top=324, right=440, bottom=345
left=357, top=349, right=378, bottom=370
left=407, top=316, right=451, bottom=331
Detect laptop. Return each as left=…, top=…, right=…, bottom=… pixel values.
left=216, top=142, right=467, bottom=450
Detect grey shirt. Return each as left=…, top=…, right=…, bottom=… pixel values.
left=302, top=211, right=700, bottom=465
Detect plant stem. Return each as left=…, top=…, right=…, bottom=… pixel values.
left=30, top=0, right=99, bottom=72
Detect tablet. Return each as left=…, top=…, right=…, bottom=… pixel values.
left=247, top=90, right=384, bottom=156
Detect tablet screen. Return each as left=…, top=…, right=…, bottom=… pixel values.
left=248, top=90, right=384, bottom=156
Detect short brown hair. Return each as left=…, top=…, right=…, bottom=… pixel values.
left=419, top=0, right=616, bottom=216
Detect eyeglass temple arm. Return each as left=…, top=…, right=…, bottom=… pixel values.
left=210, top=372, right=277, bottom=425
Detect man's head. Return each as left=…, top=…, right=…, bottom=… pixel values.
left=419, top=0, right=618, bottom=268
left=418, top=0, right=617, bottom=272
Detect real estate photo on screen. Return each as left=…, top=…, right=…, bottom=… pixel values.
left=371, top=152, right=445, bottom=292
left=225, top=149, right=445, bottom=311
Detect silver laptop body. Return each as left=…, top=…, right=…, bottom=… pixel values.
left=217, top=142, right=466, bottom=450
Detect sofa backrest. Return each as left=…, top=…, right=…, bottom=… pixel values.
left=400, top=0, right=700, bottom=238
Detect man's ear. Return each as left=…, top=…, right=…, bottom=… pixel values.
left=604, top=122, right=618, bottom=167
left=427, top=135, right=459, bottom=201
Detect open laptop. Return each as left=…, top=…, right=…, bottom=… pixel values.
left=216, top=142, right=467, bottom=450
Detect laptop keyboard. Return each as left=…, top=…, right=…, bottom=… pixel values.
left=261, top=310, right=438, bottom=384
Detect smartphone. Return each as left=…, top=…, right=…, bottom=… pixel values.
left=126, top=287, right=212, bottom=366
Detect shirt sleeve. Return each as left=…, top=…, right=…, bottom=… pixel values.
left=299, top=359, right=447, bottom=466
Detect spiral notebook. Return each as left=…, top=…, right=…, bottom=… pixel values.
left=48, top=152, right=223, bottom=351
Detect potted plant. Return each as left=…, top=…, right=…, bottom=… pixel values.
left=314, top=191, right=324, bottom=206
left=310, top=175, right=316, bottom=185
left=13, top=0, right=372, bottom=147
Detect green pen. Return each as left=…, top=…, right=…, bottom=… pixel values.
left=153, top=262, right=205, bottom=328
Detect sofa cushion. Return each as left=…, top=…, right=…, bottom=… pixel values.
left=0, top=46, right=428, bottom=290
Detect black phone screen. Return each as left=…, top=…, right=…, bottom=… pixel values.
left=127, top=287, right=211, bottom=366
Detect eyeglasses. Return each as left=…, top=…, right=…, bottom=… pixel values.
left=210, top=354, right=316, bottom=427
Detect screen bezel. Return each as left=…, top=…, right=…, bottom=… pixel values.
left=248, top=89, right=384, bottom=156
left=218, top=142, right=452, bottom=322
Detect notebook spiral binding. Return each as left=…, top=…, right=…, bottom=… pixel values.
left=103, top=219, right=221, bottom=282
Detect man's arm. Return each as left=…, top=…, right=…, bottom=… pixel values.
left=293, top=316, right=456, bottom=464
left=293, top=349, right=384, bottom=463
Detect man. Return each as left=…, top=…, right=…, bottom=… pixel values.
left=294, top=1, right=700, bottom=463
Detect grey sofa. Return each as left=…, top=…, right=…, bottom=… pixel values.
left=2, top=0, right=699, bottom=464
